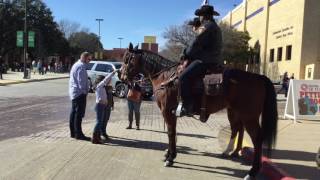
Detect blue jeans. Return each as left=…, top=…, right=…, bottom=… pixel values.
left=94, top=103, right=107, bottom=133
left=69, top=94, right=87, bottom=137
left=127, top=99, right=141, bottom=126
left=101, top=106, right=112, bottom=135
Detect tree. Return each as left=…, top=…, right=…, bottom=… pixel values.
left=0, top=0, right=70, bottom=60
left=220, top=23, right=251, bottom=65
left=68, top=31, right=103, bottom=55
left=58, top=19, right=81, bottom=39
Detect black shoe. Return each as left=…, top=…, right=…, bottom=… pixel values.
left=70, top=134, right=75, bottom=138
left=126, top=126, right=132, bottom=129
left=75, top=135, right=91, bottom=141
left=136, top=126, right=140, bottom=130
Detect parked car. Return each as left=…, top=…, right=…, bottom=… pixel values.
left=87, top=61, right=128, bottom=97
left=86, top=61, right=153, bottom=99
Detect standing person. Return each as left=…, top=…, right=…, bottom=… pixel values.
left=69, top=52, right=92, bottom=140
left=0, top=57, right=3, bottom=80
left=37, top=60, right=42, bottom=75
left=32, top=60, right=37, bottom=74
left=126, top=74, right=143, bottom=130
left=278, top=72, right=290, bottom=97
left=101, top=83, right=114, bottom=140
left=92, top=72, right=116, bottom=144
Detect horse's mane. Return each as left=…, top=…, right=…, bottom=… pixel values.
left=137, top=49, right=178, bottom=76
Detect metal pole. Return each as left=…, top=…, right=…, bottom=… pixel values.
left=95, top=18, right=104, bottom=39
left=23, top=0, right=27, bottom=79
left=118, top=37, right=123, bottom=49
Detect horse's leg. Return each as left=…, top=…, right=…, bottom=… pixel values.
left=163, top=113, right=177, bottom=167
left=222, top=109, right=238, bottom=157
left=231, top=122, right=244, bottom=158
left=244, top=119, right=263, bottom=179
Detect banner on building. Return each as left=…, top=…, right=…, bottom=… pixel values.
left=284, top=80, right=320, bottom=122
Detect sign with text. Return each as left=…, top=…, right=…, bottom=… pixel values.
left=28, top=31, right=35, bottom=48
left=16, top=31, right=23, bottom=47
left=284, top=80, right=320, bottom=122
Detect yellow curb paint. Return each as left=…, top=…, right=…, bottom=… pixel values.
left=232, top=133, right=252, bottom=150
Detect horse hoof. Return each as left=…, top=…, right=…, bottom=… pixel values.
left=243, top=174, right=254, bottom=180
left=164, top=160, right=174, bottom=167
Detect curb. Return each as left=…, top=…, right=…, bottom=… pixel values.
left=242, top=147, right=296, bottom=180
left=0, top=76, right=69, bottom=86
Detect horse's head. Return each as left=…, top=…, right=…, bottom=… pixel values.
left=120, top=43, right=143, bottom=82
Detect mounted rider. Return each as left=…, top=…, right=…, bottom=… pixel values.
left=178, top=4, right=222, bottom=117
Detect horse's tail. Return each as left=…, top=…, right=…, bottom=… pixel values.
left=262, top=76, right=278, bottom=156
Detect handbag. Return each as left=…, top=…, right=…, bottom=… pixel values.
left=127, top=88, right=142, bottom=102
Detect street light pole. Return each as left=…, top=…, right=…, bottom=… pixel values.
left=118, top=37, right=123, bottom=49
left=23, top=0, right=27, bottom=79
left=95, top=18, right=104, bottom=39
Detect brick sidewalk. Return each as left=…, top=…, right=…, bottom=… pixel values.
left=0, top=71, right=69, bottom=86
left=0, top=101, right=253, bottom=180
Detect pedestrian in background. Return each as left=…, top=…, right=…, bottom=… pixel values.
left=278, top=72, right=290, bottom=97
left=92, top=71, right=116, bottom=144
left=69, top=52, right=92, bottom=141
left=32, top=60, right=37, bottom=74
left=126, top=74, right=143, bottom=130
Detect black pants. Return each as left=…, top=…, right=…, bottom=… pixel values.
left=179, top=60, right=207, bottom=104
left=0, top=71, right=2, bottom=79
left=69, top=94, right=87, bottom=137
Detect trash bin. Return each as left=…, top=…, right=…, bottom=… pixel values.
left=24, top=68, right=31, bottom=79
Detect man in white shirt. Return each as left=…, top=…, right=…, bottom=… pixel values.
left=69, top=52, right=91, bottom=140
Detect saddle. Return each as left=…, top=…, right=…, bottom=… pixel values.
left=163, top=63, right=225, bottom=121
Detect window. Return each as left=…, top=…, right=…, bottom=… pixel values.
left=270, top=49, right=274, bottom=62
left=286, top=45, right=292, bottom=60
left=277, top=47, right=283, bottom=61
left=115, top=64, right=122, bottom=70
left=86, top=63, right=94, bottom=70
left=95, top=64, right=113, bottom=72
left=308, top=68, right=312, bottom=78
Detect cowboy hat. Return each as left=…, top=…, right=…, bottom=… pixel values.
left=187, top=17, right=201, bottom=27
left=195, top=5, right=220, bottom=16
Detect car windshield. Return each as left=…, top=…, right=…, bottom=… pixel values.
left=115, top=64, right=122, bottom=70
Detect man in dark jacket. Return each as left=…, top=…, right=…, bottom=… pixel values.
left=179, top=5, right=222, bottom=116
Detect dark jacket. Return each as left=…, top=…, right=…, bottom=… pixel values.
left=184, top=20, right=222, bottom=65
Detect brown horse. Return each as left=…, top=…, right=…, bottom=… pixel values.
left=120, top=44, right=278, bottom=179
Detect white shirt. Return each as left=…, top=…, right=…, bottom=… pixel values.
left=95, top=73, right=114, bottom=104
left=69, top=60, right=88, bottom=100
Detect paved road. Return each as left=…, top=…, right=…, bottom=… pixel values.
left=0, top=79, right=129, bottom=141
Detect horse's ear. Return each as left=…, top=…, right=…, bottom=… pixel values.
left=134, top=44, right=139, bottom=50
left=128, top=43, right=133, bottom=52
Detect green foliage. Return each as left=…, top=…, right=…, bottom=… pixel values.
left=0, top=0, right=70, bottom=59
left=68, top=31, right=103, bottom=55
left=220, top=22, right=251, bottom=64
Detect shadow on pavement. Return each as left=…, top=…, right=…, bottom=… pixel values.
left=271, top=149, right=317, bottom=162
left=274, top=162, right=320, bottom=179
left=141, top=129, right=216, bottom=139
left=173, top=162, right=248, bottom=178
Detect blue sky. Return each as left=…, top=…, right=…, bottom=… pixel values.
left=44, top=0, right=242, bottom=50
